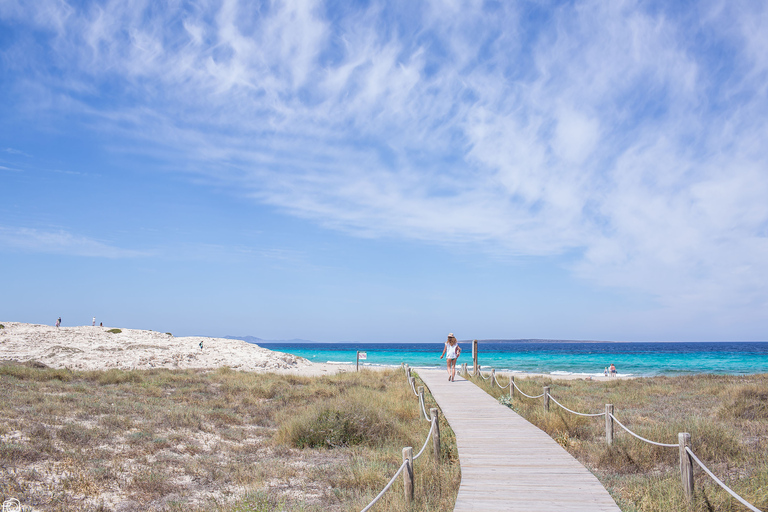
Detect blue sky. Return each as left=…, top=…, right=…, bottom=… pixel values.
left=1, top=0, right=767, bottom=342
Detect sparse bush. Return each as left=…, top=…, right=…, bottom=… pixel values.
left=0, top=362, right=72, bottom=381
left=91, top=368, right=142, bottom=385
left=0, top=442, right=45, bottom=463
left=106, top=328, right=122, bottom=334
left=0, top=324, right=4, bottom=329
left=130, top=470, right=177, bottom=497
left=720, top=386, right=768, bottom=420
left=58, top=423, right=95, bottom=446
left=279, top=402, right=393, bottom=448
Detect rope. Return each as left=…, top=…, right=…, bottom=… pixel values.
left=359, top=460, right=408, bottom=512
left=358, top=369, right=439, bottom=512
left=608, top=413, right=678, bottom=447
left=418, top=392, right=432, bottom=422
left=479, top=371, right=491, bottom=380
left=511, top=379, right=545, bottom=399
left=493, top=373, right=508, bottom=389
left=409, top=377, right=418, bottom=396
left=685, top=447, right=763, bottom=512
left=414, top=419, right=436, bottom=460
left=547, top=394, right=606, bottom=417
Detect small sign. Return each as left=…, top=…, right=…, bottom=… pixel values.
left=358, top=351, right=367, bottom=360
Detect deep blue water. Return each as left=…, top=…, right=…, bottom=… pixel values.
left=257, top=341, right=768, bottom=377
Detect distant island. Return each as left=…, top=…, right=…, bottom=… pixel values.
left=224, top=336, right=623, bottom=344
left=225, top=335, right=318, bottom=344
left=477, top=339, right=620, bottom=343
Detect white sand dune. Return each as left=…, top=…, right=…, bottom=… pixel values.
left=0, top=321, right=316, bottom=373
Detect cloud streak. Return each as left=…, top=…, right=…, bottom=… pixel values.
left=2, top=0, right=768, bottom=320
left=0, top=227, right=148, bottom=259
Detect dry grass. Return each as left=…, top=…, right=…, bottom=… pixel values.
left=0, top=362, right=460, bottom=511
left=467, top=370, right=768, bottom=512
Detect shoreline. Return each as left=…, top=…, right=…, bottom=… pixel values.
left=277, top=361, right=636, bottom=381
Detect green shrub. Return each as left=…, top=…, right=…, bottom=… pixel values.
left=58, top=423, right=95, bottom=446
left=277, top=399, right=394, bottom=448
left=0, top=324, right=4, bottom=329
left=93, top=368, right=142, bottom=385
left=719, top=386, right=768, bottom=420
left=0, top=363, right=72, bottom=382
left=106, top=328, right=122, bottom=334
left=165, top=332, right=172, bottom=336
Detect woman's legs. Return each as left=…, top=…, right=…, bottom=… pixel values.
left=448, top=358, right=456, bottom=381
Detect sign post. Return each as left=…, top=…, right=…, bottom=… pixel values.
left=356, top=351, right=367, bottom=371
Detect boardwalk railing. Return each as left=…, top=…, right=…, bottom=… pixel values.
left=359, top=364, right=441, bottom=512
left=461, top=365, right=763, bottom=512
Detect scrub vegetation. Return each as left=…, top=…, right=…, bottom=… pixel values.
left=467, top=371, right=768, bottom=512
left=0, top=362, right=459, bottom=512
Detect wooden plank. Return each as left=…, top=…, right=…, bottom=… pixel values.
left=418, top=369, right=621, bottom=512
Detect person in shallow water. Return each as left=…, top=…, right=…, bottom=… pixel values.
left=610, top=363, right=617, bottom=377
left=440, top=333, right=461, bottom=382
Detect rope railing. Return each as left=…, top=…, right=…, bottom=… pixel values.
left=359, top=460, right=408, bottom=512
left=685, top=447, right=763, bottom=512
left=511, top=379, right=546, bottom=399
left=468, top=364, right=764, bottom=512
left=359, top=365, right=442, bottom=511
left=418, top=391, right=432, bottom=422
left=547, top=393, right=606, bottom=418
left=608, top=413, right=678, bottom=448
left=414, top=419, right=436, bottom=460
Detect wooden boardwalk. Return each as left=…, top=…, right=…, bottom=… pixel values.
left=418, top=369, right=621, bottom=512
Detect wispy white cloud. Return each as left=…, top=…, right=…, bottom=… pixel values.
left=2, top=0, right=768, bottom=320
left=3, top=147, right=31, bottom=156
left=0, top=226, right=148, bottom=258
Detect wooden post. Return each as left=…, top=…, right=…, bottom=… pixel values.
left=406, top=366, right=412, bottom=380
left=679, top=432, right=694, bottom=500
left=418, top=386, right=424, bottom=409
left=510, top=376, right=515, bottom=399
left=472, top=339, right=478, bottom=375
left=491, top=368, right=496, bottom=385
left=402, top=446, right=414, bottom=502
left=356, top=351, right=360, bottom=372
left=605, top=404, right=614, bottom=445
left=543, top=386, right=550, bottom=411
left=461, top=362, right=466, bottom=375
left=430, top=408, right=440, bottom=466
left=409, top=376, right=416, bottom=393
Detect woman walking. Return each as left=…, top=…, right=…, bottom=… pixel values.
left=440, top=333, right=461, bottom=382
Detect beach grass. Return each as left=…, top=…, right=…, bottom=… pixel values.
left=466, top=371, right=768, bottom=512
left=0, top=362, right=459, bottom=511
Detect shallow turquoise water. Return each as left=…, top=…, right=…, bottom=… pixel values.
left=258, top=341, right=768, bottom=377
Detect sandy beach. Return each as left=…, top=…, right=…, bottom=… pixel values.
left=0, top=321, right=344, bottom=374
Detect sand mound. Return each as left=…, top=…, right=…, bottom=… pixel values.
left=0, top=321, right=312, bottom=372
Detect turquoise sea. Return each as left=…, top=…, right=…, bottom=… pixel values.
left=257, top=341, right=768, bottom=377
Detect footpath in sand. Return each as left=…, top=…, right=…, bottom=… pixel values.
left=0, top=321, right=330, bottom=373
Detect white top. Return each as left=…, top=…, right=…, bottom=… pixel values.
left=445, top=342, right=458, bottom=359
